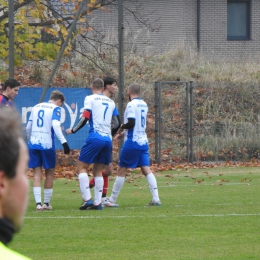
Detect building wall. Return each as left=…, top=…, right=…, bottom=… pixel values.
left=126, top=0, right=198, bottom=53
left=82, top=0, right=197, bottom=54
left=199, top=0, right=260, bottom=61
left=81, top=0, right=260, bottom=61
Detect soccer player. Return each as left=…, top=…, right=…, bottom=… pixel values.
left=66, top=78, right=118, bottom=210
left=0, top=78, right=20, bottom=107
left=26, top=90, right=70, bottom=211
left=108, top=83, right=161, bottom=206
left=88, top=76, right=121, bottom=207
left=0, top=107, right=32, bottom=260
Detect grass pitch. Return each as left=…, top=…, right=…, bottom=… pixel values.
left=10, top=166, right=260, bottom=260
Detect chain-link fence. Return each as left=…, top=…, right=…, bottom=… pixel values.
left=154, top=81, right=193, bottom=164
left=153, top=82, right=260, bottom=164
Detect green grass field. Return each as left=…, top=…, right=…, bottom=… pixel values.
left=9, top=166, right=260, bottom=260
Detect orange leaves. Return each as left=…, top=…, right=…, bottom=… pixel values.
left=240, top=178, right=251, bottom=183
left=63, top=63, right=69, bottom=69
left=84, top=27, right=93, bottom=32
left=195, top=179, right=204, bottom=184
left=88, top=0, right=100, bottom=8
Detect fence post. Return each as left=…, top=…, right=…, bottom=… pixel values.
left=154, top=81, right=159, bottom=164
left=186, top=82, right=190, bottom=163
left=190, top=81, right=194, bottom=163
left=118, top=0, right=124, bottom=154
left=158, top=82, right=162, bottom=164
left=8, top=0, right=14, bottom=78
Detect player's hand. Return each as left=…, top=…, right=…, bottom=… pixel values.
left=62, top=142, right=70, bottom=154
left=114, top=132, right=124, bottom=141
left=66, top=128, right=72, bottom=135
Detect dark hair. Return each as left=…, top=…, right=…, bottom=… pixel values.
left=103, top=76, right=117, bottom=89
left=0, top=107, right=22, bottom=178
left=3, top=78, right=21, bottom=91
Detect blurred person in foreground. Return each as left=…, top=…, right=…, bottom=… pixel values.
left=108, top=83, right=161, bottom=206
left=0, top=78, right=20, bottom=107
left=88, top=76, right=121, bottom=207
left=26, top=90, right=70, bottom=211
left=0, top=107, right=32, bottom=260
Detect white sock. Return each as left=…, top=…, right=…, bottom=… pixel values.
left=33, top=187, right=42, bottom=204
left=146, top=173, right=159, bottom=202
left=109, top=176, right=125, bottom=203
left=78, top=173, right=91, bottom=201
left=44, top=189, right=53, bottom=204
left=94, top=177, right=104, bottom=205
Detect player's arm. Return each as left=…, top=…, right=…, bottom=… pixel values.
left=111, top=115, right=121, bottom=136
left=121, top=118, right=135, bottom=129
left=51, top=107, right=70, bottom=154
left=52, top=120, right=71, bottom=154
left=52, top=119, right=67, bottom=144
left=25, top=112, right=33, bottom=141
left=114, top=118, right=135, bottom=141
left=66, top=109, right=91, bottom=135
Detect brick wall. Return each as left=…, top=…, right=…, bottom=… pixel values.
left=81, top=0, right=197, bottom=54
left=200, top=0, right=260, bottom=61
left=80, top=0, right=260, bottom=61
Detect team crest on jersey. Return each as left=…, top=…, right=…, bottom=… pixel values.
left=56, top=111, right=61, bottom=117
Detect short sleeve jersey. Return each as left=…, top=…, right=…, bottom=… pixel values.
left=27, top=102, right=62, bottom=150
left=0, top=95, right=13, bottom=107
left=124, top=97, right=148, bottom=149
left=84, top=93, right=116, bottom=141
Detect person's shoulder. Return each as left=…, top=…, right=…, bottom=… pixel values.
left=137, top=98, right=147, bottom=105
left=85, top=94, right=95, bottom=101
left=0, top=94, right=6, bottom=102
left=0, top=242, right=32, bottom=260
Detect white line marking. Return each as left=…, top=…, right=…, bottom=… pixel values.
left=123, top=183, right=250, bottom=189
left=25, top=213, right=260, bottom=219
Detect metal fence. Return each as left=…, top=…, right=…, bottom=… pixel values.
left=154, top=81, right=194, bottom=164
left=153, top=82, right=260, bottom=164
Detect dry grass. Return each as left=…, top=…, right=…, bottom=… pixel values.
left=19, top=43, right=260, bottom=88
left=15, top=44, right=260, bottom=161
